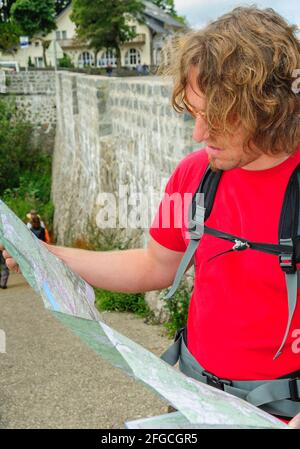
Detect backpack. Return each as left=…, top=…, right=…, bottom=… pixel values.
left=160, top=162, right=300, bottom=417
left=164, top=162, right=300, bottom=360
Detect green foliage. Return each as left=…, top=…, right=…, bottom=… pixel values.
left=0, top=0, right=17, bottom=22
left=11, top=0, right=56, bottom=38
left=0, top=98, right=54, bottom=230
left=0, top=98, right=35, bottom=194
left=73, top=222, right=150, bottom=319
left=2, top=155, right=54, bottom=231
left=94, top=288, right=151, bottom=317
left=55, top=0, right=70, bottom=15
left=162, top=278, right=191, bottom=337
left=0, top=21, right=21, bottom=53
left=71, top=0, right=145, bottom=67
left=58, top=53, right=74, bottom=68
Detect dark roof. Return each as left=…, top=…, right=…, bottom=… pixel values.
left=144, top=16, right=166, bottom=34
left=55, top=2, right=72, bottom=20
left=143, top=1, right=185, bottom=28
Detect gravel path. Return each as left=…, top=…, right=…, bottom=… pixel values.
left=0, top=274, right=172, bottom=429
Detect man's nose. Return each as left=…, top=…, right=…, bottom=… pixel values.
left=192, top=118, right=210, bottom=143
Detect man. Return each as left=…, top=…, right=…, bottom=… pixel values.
left=1, top=6, right=300, bottom=425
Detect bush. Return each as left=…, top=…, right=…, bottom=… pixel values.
left=72, top=222, right=151, bottom=319
left=0, top=98, right=54, bottom=233
left=58, top=54, right=74, bottom=68
left=28, top=56, right=34, bottom=68
left=0, top=98, right=38, bottom=195
left=2, top=155, right=54, bottom=232
left=162, top=278, right=192, bottom=338
left=94, top=288, right=151, bottom=317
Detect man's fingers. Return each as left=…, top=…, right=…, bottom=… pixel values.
left=0, top=244, right=20, bottom=273
left=2, top=251, right=19, bottom=271
left=2, top=250, right=11, bottom=259
left=5, top=258, right=18, bottom=270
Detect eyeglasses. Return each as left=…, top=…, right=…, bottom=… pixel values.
left=182, top=96, right=207, bottom=121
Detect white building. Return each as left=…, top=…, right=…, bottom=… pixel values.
left=0, top=1, right=185, bottom=69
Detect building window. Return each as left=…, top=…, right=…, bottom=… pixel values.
left=35, top=41, right=40, bottom=47
left=78, top=51, right=94, bottom=68
left=62, top=30, right=67, bottom=39
left=124, top=48, right=141, bottom=66
left=98, top=49, right=117, bottom=67
left=56, top=30, right=61, bottom=40
left=34, top=57, right=44, bottom=68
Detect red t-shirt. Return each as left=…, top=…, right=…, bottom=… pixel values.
left=150, top=148, right=300, bottom=381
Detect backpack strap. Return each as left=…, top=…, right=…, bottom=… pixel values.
left=164, top=165, right=222, bottom=299
left=161, top=327, right=300, bottom=418
left=273, top=164, right=300, bottom=359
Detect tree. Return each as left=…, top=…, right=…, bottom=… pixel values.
left=0, top=21, right=20, bottom=53
left=151, top=0, right=176, bottom=16
left=0, top=0, right=20, bottom=53
left=55, top=0, right=70, bottom=16
left=150, top=0, right=186, bottom=25
left=0, top=0, right=71, bottom=58
left=71, top=0, right=145, bottom=69
left=0, top=0, right=16, bottom=21
left=11, top=0, right=57, bottom=66
left=0, top=98, right=34, bottom=194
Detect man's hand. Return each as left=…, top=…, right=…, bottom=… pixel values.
left=0, top=244, right=20, bottom=273
left=288, top=412, right=300, bottom=428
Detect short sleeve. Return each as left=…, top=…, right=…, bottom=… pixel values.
left=149, top=166, right=188, bottom=252
left=149, top=149, right=208, bottom=252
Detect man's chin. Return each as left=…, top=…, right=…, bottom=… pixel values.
left=208, top=155, right=240, bottom=172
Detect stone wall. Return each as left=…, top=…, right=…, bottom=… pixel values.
left=0, top=71, right=6, bottom=93
left=52, top=72, right=198, bottom=249
left=5, top=71, right=56, bottom=153
left=52, top=71, right=199, bottom=318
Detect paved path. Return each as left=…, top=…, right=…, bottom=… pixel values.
left=0, top=274, right=171, bottom=428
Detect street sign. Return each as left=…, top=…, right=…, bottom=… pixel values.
left=20, top=36, right=29, bottom=49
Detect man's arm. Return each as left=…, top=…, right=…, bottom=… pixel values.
left=0, top=238, right=185, bottom=293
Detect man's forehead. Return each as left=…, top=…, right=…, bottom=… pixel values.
left=186, top=66, right=204, bottom=99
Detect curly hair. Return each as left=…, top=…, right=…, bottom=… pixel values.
left=160, top=6, right=300, bottom=154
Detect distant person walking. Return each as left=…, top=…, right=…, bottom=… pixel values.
left=106, top=64, right=113, bottom=77
left=26, top=210, right=50, bottom=243
left=136, top=63, right=143, bottom=75
left=142, top=64, right=149, bottom=75
left=0, top=250, right=9, bottom=289
left=29, top=216, right=46, bottom=242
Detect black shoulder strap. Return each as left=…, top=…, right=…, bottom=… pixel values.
left=191, top=165, right=223, bottom=223
left=279, top=163, right=300, bottom=248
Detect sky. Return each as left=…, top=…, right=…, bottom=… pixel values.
left=174, top=0, right=300, bottom=30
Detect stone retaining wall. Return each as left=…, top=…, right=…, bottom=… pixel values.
left=52, top=72, right=198, bottom=247
left=5, top=71, right=56, bottom=153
